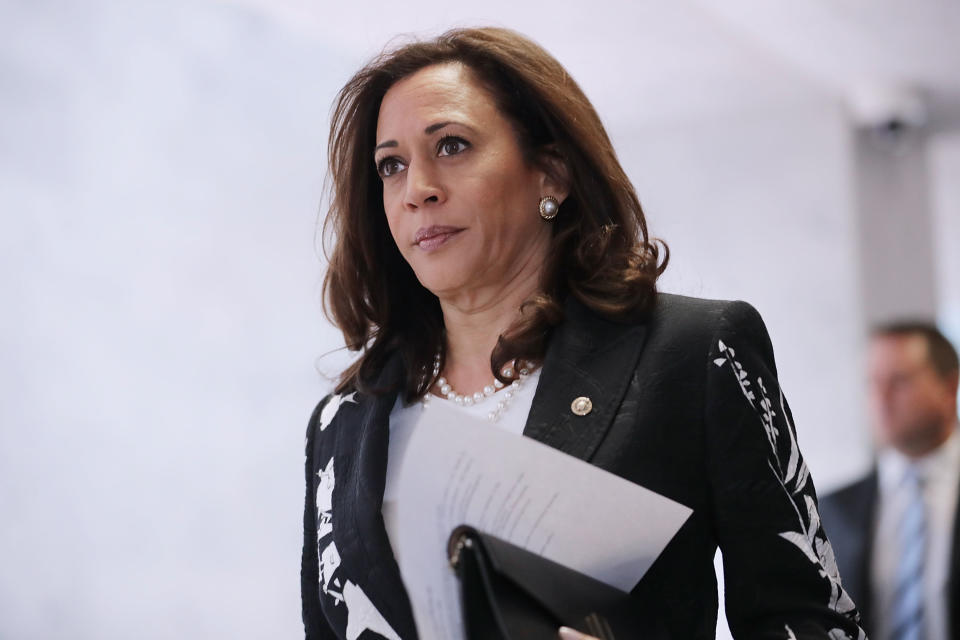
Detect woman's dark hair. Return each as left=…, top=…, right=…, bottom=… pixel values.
left=323, top=27, right=667, bottom=399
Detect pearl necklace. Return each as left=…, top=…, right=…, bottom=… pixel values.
left=422, top=354, right=532, bottom=422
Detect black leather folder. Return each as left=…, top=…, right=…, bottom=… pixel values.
left=447, top=525, right=669, bottom=640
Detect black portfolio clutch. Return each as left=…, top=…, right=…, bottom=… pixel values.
left=447, top=525, right=669, bottom=640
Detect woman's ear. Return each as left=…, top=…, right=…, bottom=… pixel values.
left=536, top=146, right=571, bottom=204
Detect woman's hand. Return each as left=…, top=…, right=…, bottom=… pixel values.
left=558, top=626, right=600, bottom=640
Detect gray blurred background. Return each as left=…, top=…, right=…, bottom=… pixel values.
left=2, top=0, right=959, bottom=638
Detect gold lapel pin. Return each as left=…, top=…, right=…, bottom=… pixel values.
left=570, top=396, right=593, bottom=416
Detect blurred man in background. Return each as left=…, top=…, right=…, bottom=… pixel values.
left=821, top=323, right=960, bottom=640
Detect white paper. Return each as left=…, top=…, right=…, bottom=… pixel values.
left=393, top=402, right=692, bottom=640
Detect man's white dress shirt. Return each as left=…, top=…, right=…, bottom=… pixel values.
left=872, top=426, right=960, bottom=640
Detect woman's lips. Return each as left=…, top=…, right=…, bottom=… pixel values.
left=413, top=225, right=464, bottom=251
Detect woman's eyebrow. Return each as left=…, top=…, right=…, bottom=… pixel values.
left=424, top=121, right=455, bottom=134
left=375, top=121, right=476, bottom=152
left=425, top=120, right=476, bottom=134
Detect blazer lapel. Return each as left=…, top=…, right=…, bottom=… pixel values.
left=524, top=296, right=650, bottom=462
left=331, top=354, right=419, bottom=639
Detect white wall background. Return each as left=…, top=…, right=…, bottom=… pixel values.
left=1, top=2, right=347, bottom=637
left=2, top=0, right=958, bottom=638
left=931, top=132, right=960, bottom=347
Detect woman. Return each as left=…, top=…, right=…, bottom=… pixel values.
left=302, top=27, right=866, bottom=640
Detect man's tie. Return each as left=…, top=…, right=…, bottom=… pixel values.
left=891, top=465, right=926, bottom=640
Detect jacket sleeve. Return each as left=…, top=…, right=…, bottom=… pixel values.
left=704, top=302, right=866, bottom=640
left=302, top=396, right=339, bottom=640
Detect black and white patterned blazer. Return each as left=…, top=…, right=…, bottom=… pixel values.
left=301, top=293, right=868, bottom=639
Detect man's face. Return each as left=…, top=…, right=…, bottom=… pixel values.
left=868, top=333, right=957, bottom=456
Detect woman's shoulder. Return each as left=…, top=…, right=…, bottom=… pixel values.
left=653, top=291, right=761, bottom=323
left=559, top=291, right=771, bottom=360
left=555, top=292, right=774, bottom=385
left=648, top=292, right=769, bottom=345
left=618, top=292, right=777, bottom=380
left=645, top=293, right=782, bottom=392
left=304, top=351, right=405, bottom=441
left=304, top=387, right=363, bottom=451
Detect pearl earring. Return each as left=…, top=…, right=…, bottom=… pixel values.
left=539, top=195, right=560, bottom=220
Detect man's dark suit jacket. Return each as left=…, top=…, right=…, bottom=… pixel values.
left=302, top=293, right=867, bottom=639
left=819, top=470, right=960, bottom=639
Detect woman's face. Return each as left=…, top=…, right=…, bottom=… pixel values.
left=375, top=62, right=562, bottom=302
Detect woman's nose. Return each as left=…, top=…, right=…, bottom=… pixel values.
left=403, top=162, right=444, bottom=210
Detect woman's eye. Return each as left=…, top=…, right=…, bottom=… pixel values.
left=376, top=157, right=405, bottom=178
left=437, top=136, right=469, bottom=157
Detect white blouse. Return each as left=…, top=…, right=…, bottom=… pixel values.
left=381, top=369, right=542, bottom=549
